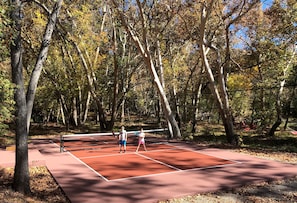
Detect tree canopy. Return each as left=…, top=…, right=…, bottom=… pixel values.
left=1, top=0, right=296, bottom=141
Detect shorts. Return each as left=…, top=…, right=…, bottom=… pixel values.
left=119, top=140, right=126, bottom=146
left=139, top=140, right=145, bottom=144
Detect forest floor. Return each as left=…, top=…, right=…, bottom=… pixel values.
left=1, top=123, right=297, bottom=202
left=161, top=147, right=297, bottom=203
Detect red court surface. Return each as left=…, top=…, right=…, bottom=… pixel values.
left=68, top=143, right=236, bottom=181
left=2, top=138, right=297, bottom=203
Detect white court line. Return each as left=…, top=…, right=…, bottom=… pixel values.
left=109, top=169, right=184, bottom=182
left=67, top=151, right=110, bottom=182
left=67, top=148, right=182, bottom=182
left=165, top=143, right=242, bottom=164
left=136, top=152, right=182, bottom=171
left=52, top=140, right=110, bottom=181
left=79, top=147, right=178, bottom=160
left=108, top=157, right=240, bottom=182
left=63, top=142, right=241, bottom=182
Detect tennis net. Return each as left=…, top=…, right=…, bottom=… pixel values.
left=59, top=128, right=168, bottom=152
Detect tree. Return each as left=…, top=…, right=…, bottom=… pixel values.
left=264, top=0, right=297, bottom=136
left=26, top=0, right=63, bottom=131
left=111, top=0, right=181, bottom=138
left=9, top=0, right=63, bottom=194
left=10, top=0, right=30, bottom=194
left=197, top=0, right=260, bottom=144
left=54, top=2, right=119, bottom=130
left=235, top=0, right=297, bottom=134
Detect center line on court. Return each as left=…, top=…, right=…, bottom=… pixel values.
left=67, top=151, right=109, bottom=182
left=136, top=152, right=182, bottom=171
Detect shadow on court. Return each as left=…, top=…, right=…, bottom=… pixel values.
left=20, top=139, right=297, bottom=203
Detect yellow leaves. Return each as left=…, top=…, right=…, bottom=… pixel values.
left=162, top=55, right=189, bottom=90
left=32, top=10, right=47, bottom=28
left=100, top=31, right=108, bottom=44
left=68, top=5, right=108, bottom=49
left=227, top=72, right=252, bottom=91
left=71, top=5, right=93, bottom=32
left=28, top=10, right=47, bottom=48
left=228, top=65, right=260, bottom=91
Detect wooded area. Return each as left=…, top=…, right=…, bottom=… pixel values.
left=0, top=0, right=296, bottom=196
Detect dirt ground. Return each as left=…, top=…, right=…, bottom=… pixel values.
left=0, top=147, right=296, bottom=203
left=0, top=166, right=70, bottom=203
left=161, top=148, right=297, bottom=203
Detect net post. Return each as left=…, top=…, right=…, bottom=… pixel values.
left=60, top=134, right=64, bottom=153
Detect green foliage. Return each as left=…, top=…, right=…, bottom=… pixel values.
left=0, top=69, right=15, bottom=134
left=0, top=0, right=296, bottom=137
left=228, top=72, right=253, bottom=121
left=0, top=1, right=11, bottom=61
left=187, top=122, right=297, bottom=153
left=235, top=0, right=297, bottom=131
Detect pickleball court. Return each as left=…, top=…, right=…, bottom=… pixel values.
left=60, top=132, right=238, bottom=181
left=27, top=132, right=297, bottom=203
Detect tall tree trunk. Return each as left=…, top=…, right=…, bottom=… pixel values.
left=147, top=55, right=181, bottom=138
left=26, top=0, right=63, bottom=131
left=199, top=1, right=237, bottom=145
left=269, top=47, right=295, bottom=136
left=192, top=82, right=203, bottom=134
left=10, top=0, right=30, bottom=194
left=72, top=97, right=78, bottom=126
left=121, top=98, right=125, bottom=124
left=73, top=41, right=108, bottom=130
left=112, top=0, right=181, bottom=138
left=77, top=86, right=82, bottom=126
left=11, top=0, right=62, bottom=192
left=59, top=94, right=70, bottom=131
left=157, top=40, right=174, bottom=134
left=110, top=16, right=119, bottom=128
left=268, top=82, right=284, bottom=136
left=82, top=91, right=91, bottom=123
left=59, top=102, right=66, bottom=125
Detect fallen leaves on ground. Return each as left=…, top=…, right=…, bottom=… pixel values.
left=0, top=166, right=70, bottom=203
left=160, top=148, right=297, bottom=203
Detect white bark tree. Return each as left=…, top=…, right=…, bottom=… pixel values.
left=198, top=0, right=259, bottom=144
left=26, top=0, right=63, bottom=131
left=111, top=0, right=181, bottom=138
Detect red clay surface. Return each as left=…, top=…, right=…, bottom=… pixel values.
left=2, top=137, right=297, bottom=203
left=69, top=143, right=236, bottom=181
left=82, top=153, right=175, bottom=180
left=140, top=148, right=235, bottom=170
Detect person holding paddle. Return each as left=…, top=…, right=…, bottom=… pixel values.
left=136, top=128, right=147, bottom=152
